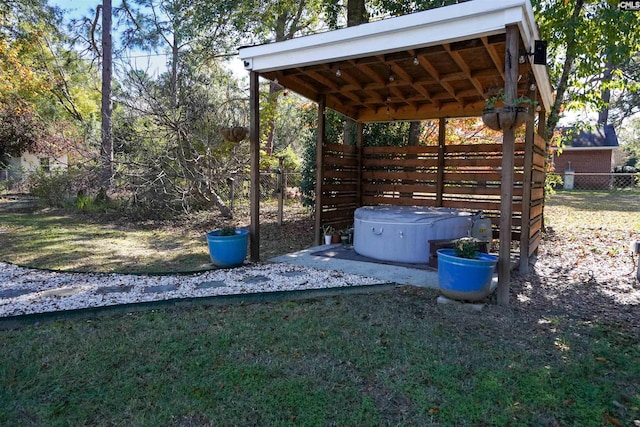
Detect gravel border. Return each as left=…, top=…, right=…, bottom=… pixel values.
left=0, top=262, right=383, bottom=318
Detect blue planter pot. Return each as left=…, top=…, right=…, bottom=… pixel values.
left=437, top=248, right=498, bottom=301
left=206, top=229, right=249, bottom=268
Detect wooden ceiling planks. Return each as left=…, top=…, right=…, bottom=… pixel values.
left=261, top=35, right=538, bottom=122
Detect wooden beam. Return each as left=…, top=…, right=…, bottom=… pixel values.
left=537, top=109, right=548, bottom=232
left=443, top=43, right=486, bottom=98
left=357, top=121, right=364, bottom=208
left=497, top=25, right=519, bottom=306
left=249, top=71, right=260, bottom=262
left=314, top=96, right=326, bottom=246
left=519, top=83, right=537, bottom=275
left=481, top=36, right=505, bottom=81
left=413, top=54, right=461, bottom=104
left=436, top=118, right=446, bottom=207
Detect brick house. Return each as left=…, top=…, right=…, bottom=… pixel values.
left=551, top=125, right=619, bottom=190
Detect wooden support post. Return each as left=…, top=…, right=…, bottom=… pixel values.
left=356, top=121, right=364, bottom=208
left=436, top=118, right=446, bottom=207
left=314, top=96, right=326, bottom=246
left=249, top=71, right=260, bottom=262
left=519, top=85, right=537, bottom=275
left=277, top=156, right=284, bottom=226
left=538, top=110, right=548, bottom=232
left=497, top=25, right=520, bottom=306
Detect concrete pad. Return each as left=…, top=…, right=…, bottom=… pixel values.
left=142, top=284, right=178, bottom=294
left=40, top=287, right=84, bottom=298
left=0, top=289, right=34, bottom=299
left=278, top=271, right=306, bottom=278
left=195, top=280, right=227, bottom=290
left=270, top=244, right=439, bottom=288
left=436, top=295, right=485, bottom=312
left=243, top=275, right=269, bottom=284
left=95, top=285, right=133, bottom=295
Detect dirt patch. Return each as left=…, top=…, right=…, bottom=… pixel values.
left=509, top=194, right=640, bottom=336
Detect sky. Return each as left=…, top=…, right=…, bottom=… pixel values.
left=48, top=0, right=247, bottom=77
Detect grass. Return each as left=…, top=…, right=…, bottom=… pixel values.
left=0, top=199, right=314, bottom=274
left=0, top=210, right=213, bottom=274
left=2, top=289, right=639, bottom=426
left=545, top=189, right=640, bottom=231
left=1, top=190, right=639, bottom=425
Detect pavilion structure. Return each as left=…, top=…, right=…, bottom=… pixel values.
left=238, top=0, right=553, bottom=304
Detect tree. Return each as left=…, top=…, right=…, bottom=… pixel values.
left=0, top=0, right=92, bottom=167
left=617, top=117, right=640, bottom=169
left=533, top=0, right=640, bottom=139
left=101, top=0, right=114, bottom=185
left=241, top=0, right=325, bottom=155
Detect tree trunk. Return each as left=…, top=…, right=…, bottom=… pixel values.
left=545, top=0, right=585, bottom=141
left=100, top=0, right=113, bottom=186
left=344, top=0, right=368, bottom=144
left=264, top=81, right=280, bottom=156
left=400, top=121, right=420, bottom=198
left=408, top=121, right=420, bottom=145
left=598, top=63, right=612, bottom=126
left=347, top=0, right=367, bottom=27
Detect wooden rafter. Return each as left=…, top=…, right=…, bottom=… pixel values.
left=260, top=35, right=538, bottom=121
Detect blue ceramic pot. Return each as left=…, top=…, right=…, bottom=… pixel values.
left=437, top=248, right=498, bottom=301
left=206, top=229, right=249, bottom=268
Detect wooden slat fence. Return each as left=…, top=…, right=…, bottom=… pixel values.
left=320, top=143, right=359, bottom=231
left=320, top=140, right=546, bottom=250
left=528, top=134, right=547, bottom=256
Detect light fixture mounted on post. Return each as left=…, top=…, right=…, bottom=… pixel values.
left=521, top=40, right=548, bottom=65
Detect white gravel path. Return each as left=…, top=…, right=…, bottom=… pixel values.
left=0, top=262, right=383, bottom=318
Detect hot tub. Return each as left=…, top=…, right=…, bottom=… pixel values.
left=353, top=206, right=473, bottom=264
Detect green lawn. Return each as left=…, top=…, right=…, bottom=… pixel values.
left=1, top=190, right=639, bottom=425
left=1, top=289, right=638, bottom=426
left=0, top=210, right=214, bottom=274
left=545, top=189, right=640, bottom=231
left=0, top=199, right=313, bottom=274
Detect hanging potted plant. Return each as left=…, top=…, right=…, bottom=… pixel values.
left=436, top=237, right=498, bottom=302
left=205, top=225, right=249, bottom=268
left=219, top=126, right=248, bottom=143
left=482, top=90, right=536, bottom=131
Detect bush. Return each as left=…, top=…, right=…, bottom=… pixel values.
left=27, top=165, right=120, bottom=211
left=545, top=172, right=563, bottom=198
left=27, top=169, right=76, bottom=207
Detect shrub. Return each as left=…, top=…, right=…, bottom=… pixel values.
left=27, top=169, right=76, bottom=207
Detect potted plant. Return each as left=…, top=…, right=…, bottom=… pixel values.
left=482, top=90, right=537, bottom=131
left=322, top=225, right=334, bottom=245
left=219, top=126, right=248, bottom=142
left=205, top=225, right=249, bottom=268
left=436, top=237, right=498, bottom=302
left=339, top=229, right=350, bottom=245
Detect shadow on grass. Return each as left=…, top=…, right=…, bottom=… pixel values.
left=0, top=211, right=214, bottom=274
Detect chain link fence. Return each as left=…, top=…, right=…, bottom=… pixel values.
left=216, top=170, right=303, bottom=212
left=554, top=172, right=639, bottom=191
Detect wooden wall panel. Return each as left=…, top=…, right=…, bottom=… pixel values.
left=321, top=140, right=545, bottom=249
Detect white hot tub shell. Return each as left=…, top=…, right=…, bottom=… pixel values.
left=353, top=206, right=473, bottom=264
